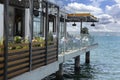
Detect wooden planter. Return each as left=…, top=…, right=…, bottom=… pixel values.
left=7, top=43, right=29, bottom=79
left=0, top=41, right=58, bottom=79
left=32, top=42, right=46, bottom=70
left=0, top=45, right=4, bottom=80
left=47, top=41, right=57, bottom=64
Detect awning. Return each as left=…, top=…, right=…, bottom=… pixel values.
left=0, top=0, right=39, bottom=8
left=67, top=13, right=98, bottom=22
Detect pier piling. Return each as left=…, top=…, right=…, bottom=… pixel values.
left=85, top=51, right=90, bottom=64
left=74, top=56, right=80, bottom=74
left=56, top=63, right=63, bottom=80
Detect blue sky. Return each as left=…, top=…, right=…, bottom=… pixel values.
left=49, top=0, right=120, bottom=32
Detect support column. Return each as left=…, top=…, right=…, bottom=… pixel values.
left=56, top=63, right=63, bottom=80
left=85, top=51, right=90, bottom=64
left=74, top=56, right=80, bottom=74
left=45, top=2, right=49, bottom=65
left=4, top=0, right=9, bottom=80
left=80, top=19, right=82, bottom=33
left=29, top=0, right=33, bottom=71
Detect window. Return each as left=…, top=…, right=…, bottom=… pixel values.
left=33, top=12, right=44, bottom=37
left=14, top=8, right=25, bottom=37
left=8, top=6, right=25, bottom=41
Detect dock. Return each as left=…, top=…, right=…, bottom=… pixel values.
left=0, top=0, right=98, bottom=80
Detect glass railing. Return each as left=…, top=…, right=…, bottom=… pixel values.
left=80, top=34, right=95, bottom=47
left=59, top=34, right=95, bottom=54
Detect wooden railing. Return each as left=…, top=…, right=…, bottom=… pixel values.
left=0, top=41, right=58, bottom=79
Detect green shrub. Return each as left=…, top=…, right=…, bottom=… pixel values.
left=32, top=37, right=45, bottom=47
left=0, top=38, right=3, bottom=46
left=14, top=36, right=22, bottom=43
left=81, top=27, right=89, bottom=34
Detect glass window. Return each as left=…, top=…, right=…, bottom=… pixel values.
left=33, top=12, right=43, bottom=37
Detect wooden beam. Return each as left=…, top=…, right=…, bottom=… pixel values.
left=68, top=13, right=91, bottom=17
left=67, top=13, right=98, bottom=22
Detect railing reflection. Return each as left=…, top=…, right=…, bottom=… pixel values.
left=59, top=34, right=95, bottom=54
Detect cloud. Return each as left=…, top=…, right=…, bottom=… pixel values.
left=90, top=0, right=105, bottom=7
left=98, top=14, right=114, bottom=24
left=115, top=0, right=120, bottom=4
left=48, top=0, right=56, bottom=3
left=67, top=22, right=80, bottom=31
left=48, top=0, right=64, bottom=7
left=65, top=2, right=103, bottom=15
left=105, top=4, right=120, bottom=20
left=90, top=24, right=112, bottom=32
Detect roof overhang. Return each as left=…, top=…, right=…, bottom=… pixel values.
left=67, top=13, right=98, bottom=22
left=0, top=0, right=39, bottom=8
left=0, top=0, right=59, bottom=9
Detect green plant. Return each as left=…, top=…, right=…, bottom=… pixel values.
left=14, top=36, right=22, bottom=43
left=8, top=36, right=29, bottom=50
left=0, top=38, right=3, bottom=52
left=81, top=27, right=89, bottom=34
left=0, top=38, right=3, bottom=46
left=32, top=37, right=45, bottom=47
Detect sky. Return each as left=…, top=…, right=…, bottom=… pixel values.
left=49, top=0, right=120, bottom=32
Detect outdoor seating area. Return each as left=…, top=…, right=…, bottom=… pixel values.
left=0, top=0, right=98, bottom=80
left=0, top=0, right=59, bottom=79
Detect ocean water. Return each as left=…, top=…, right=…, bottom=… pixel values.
left=63, top=35, right=120, bottom=80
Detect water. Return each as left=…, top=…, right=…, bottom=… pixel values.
left=63, top=35, right=120, bottom=80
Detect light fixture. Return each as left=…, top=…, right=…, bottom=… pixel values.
left=72, top=22, right=76, bottom=26
left=91, top=22, right=95, bottom=26
left=18, top=0, right=22, bottom=2
left=33, top=10, right=39, bottom=17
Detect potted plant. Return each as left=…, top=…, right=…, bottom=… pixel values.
left=81, top=27, right=89, bottom=34
left=8, top=36, right=29, bottom=50
left=32, top=37, right=45, bottom=47
left=0, top=38, right=3, bottom=52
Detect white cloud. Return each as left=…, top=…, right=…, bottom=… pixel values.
left=98, top=14, right=114, bottom=24
left=65, top=2, right=103, bottom=15
left=48, top=0, right=64, bottom=7
left=105, top=4, right=120, bottom=20
left=67, top=22, right=80, bottom=31
left=90, top=0, right=105, bottom=7
left=90, top=24, right=112, bottom=32
left=48, top=0, right=56, bottom=3
left=89, top=21, right=120, bottom=32
left=115, top=0, right=120, bottom=4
